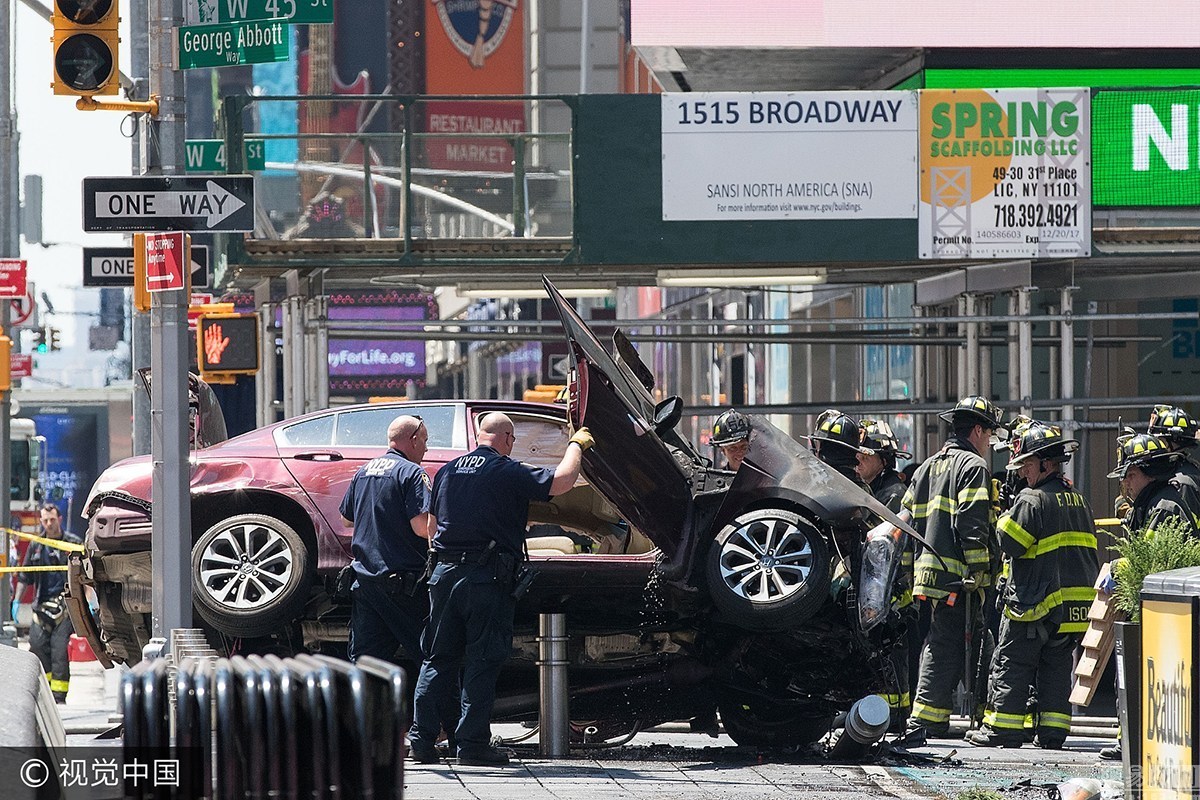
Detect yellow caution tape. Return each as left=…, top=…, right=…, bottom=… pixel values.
left=0, top=565, right=68, bottom=574
left=1, top=528, right=84, bottom=553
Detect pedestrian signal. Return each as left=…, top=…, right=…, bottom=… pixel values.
left=196, top=313, right=259, bottom=376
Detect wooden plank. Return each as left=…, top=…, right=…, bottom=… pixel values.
left=1082, top=624, right=1109, bottom=649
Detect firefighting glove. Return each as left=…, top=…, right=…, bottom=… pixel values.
left=569, top=427, right=595, bottom=452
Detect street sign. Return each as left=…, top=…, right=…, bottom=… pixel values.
left=189, top=0, right=334, bottom=26
left=145, top=233, right=188, bottom=293
left=185, top=138, right=266, bottom=172
left=84, top=245, right=209, bottom=288
left=83, top=176, right=254, bottom=232
left=176, top=20, right=289, bottom=70
left=10, top=354, right=32, bottom=380
left=0, top=259, right=27, bottom=298
left=10, top=288, right=34, bottom=327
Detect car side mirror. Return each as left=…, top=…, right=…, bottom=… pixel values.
left=653, top=397, right=683, bottom=437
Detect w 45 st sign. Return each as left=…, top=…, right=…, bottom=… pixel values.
left=189, top=0, right=333, bottom=25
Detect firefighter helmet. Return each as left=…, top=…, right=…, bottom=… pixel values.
left=711, top=409, right=751, bottom=446
left=1006, top=422, right=1078, bottom=470
left=1148, top=405, right=1200, bottom=448
left=995, top=414, right=1036, bottom=452
left=1107, top=433, right=1177, bottom=479
left=809, top=409, right=870, bottom=454
left=939, top=395, right=1005, bottom=430
left=859, top=418, right=913, bottom=461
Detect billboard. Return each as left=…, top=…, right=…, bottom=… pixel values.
left=327, top=289, right=438, bottom=394
left=661, top=92, right=919, bottom=221
left=632, top=1, right=1200, bottom=48
left=1093, top=89, right=1200, bottom=206
left=918, top=88, right=1091, bottom=259
left=423, top=0, right=526, bottom=172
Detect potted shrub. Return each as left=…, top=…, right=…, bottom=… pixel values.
left=1110, top=516, right=1200, bottom=794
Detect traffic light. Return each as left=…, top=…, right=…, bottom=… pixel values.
left=31, top=328, right=47, bottom=353
left=0, top=333, right=10, bottom=392
left=48, top=327, right=62, bottom=352
left=52, top=0, right=120, bottom=96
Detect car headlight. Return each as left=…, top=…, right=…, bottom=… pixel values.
left=857, top=518, right=906, bottom=632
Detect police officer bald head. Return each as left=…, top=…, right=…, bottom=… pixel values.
left=388, top=415, right=429, bottom=463
left=477, top=412, right=517, bottom=456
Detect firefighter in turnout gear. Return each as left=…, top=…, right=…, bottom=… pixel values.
left=1110, top=433, right=1200, bottom=536
left=711, top=409, right=752, bottom=471
left=1147, top=405, right=1200, bottom=527
left=809, top=409, right=871, bottom=487
left=966, top=423, right=1099, bottom=749
left=858, top=418, right=916, bottom=732
left=904, top=395, right=1003, bottom=738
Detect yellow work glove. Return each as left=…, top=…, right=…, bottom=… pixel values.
left=569, top=427, right=595, bottom=451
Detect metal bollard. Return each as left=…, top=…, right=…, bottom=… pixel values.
left=537, top=612, right=570, bottom=757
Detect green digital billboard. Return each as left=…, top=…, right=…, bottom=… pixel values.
left=1093, top=89, right=1200, bottom=206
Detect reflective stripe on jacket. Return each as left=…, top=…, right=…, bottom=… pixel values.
left=902, top=437, right=994, bottom=600
left=997, top=473, right=1099, bottom=633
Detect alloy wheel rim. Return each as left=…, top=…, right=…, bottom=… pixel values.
left=198, top=522, right=295, bottom=610
left=718, top=516, right=813, bottom=603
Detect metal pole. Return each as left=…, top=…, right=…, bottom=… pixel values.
left=131, top=0, right=152, bottom=456
left=538, top=612, right=569, bottom=757
left=912, top=306, right=927, bottom=458
left=149, top=0, right=192, bottom=637
left=314, top=294, right=329, bottom=410
left=1061, top=286, right=1076, bottom=482
left=1007, top=292, right=1020, bottom=409
left=1017, top=287, right=1033, bottom=417
left=254, top=280, right=273, bottom=427
left=578, top=0, right=589, bottom=94
left=0, top=0, right=16, bottom=637
left=964, top=294, right=979, bottom=396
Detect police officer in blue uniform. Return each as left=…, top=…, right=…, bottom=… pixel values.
left=408, top=412, right=593, bottom=767
left=339, top=414, right=434, bottom=666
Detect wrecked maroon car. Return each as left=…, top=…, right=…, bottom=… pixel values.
left=69, top=281, right=915, bottom=747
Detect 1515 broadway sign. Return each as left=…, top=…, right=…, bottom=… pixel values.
left=1093, top=89, right=1200, bottom=206
left=661, top=91, right=919, bottom=221
left=919, top=88, right=1091, bottom=259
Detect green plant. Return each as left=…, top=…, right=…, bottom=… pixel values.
left=1112, top=515, right=1200, bottom=623
left=955, top=788, right=1003, bottom=800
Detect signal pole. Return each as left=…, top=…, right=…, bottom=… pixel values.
left=0, top=0, right=16, bottom=636
left=131, top=0, right=151, bottom=456
left=148, top=0, right=192, bottom=638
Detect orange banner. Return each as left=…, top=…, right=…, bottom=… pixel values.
left=425, top=0, right=525, bottom=94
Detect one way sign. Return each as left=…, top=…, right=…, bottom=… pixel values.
left=82, top=175, right=254, bottom=233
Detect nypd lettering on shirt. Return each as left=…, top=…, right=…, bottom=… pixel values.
left=454, top=455, right=487, bottom=473
left=364, top=457, right=396, bottom=477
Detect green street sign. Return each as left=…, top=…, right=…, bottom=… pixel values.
left=192, top=0, right=333, bottom=26
left=185, top=139, right=267, bottom=173
left=177, top=20, right=289, bottom=70
left=1093, top=89, right=1200, bottom=206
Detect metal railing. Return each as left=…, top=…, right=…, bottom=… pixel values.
left=221, top=94, right=575, bottom=252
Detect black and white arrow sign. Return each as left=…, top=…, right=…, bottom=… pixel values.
left=82, top=175, right=255, bottom=233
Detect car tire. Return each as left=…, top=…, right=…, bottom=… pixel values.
left=191, top=514, right=312, bottom=639
left=704, top=508, right=831, bottom=631
left=717, top=696, right=832, bottom=748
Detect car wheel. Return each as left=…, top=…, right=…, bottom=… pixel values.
left=191, top=514, right=312, bottom=639
left=704, top=508, right=831, bottom=631
left=717, top=696, right=832, bottom=748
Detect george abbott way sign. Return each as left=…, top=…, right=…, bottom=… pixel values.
left=82, top=175, right=254, bottom=233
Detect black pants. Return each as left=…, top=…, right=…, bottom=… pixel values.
left=982, top=617, right=1078, bottom=741
left=410, top=561, right=515, bottom=757
left=912, top=593, right=988, bottom=729
left=30, top=614, right=74, bottom=698
left=348, top=575, right=429, bottom=666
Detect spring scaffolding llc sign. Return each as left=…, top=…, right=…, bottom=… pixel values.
left=660, top=91, right=919, bottom=221
left=919, top=88, right=1091, bottom=259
